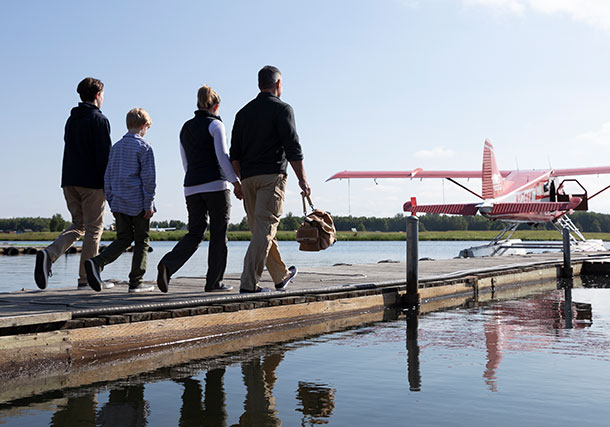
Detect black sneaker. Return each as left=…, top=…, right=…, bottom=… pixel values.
left=157, top=263, right=170, bottom=293
left=240, top=286, right=271, bottom=293
left=205, top=283, right=234, bottom=292
left=34, top=249, right=52, bottom=290
left=84, top=258, right=103, bottom=292
left=275, top=266, right=297, bottom=290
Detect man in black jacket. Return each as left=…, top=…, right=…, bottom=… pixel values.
left=35, top=77, right=112, bottom=290
left=230, top=65, right=311, bottom=293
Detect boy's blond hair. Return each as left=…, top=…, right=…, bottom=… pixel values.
left=197, top=85, right=221, bottom=110
left=126, top=108, right=152, bottom=130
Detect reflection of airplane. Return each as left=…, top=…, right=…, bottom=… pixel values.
left=328, top=140, right=610, bottom=256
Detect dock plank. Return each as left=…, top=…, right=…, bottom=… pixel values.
left=1, top=252, right=608, bottom=323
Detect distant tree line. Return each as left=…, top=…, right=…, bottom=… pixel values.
left=244, top=211, right=610, bottom=233
left=227, top=212, right=304, bottom=232
left=0, top=214, right=67, bottom=232
left=3, top=211, right=610, bottom=233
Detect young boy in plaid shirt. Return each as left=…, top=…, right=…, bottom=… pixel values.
left=85, top=108, right=156, bottom=292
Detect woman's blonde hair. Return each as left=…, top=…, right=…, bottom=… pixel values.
left=197, top=85, right=221, bottom=110
left=126, top=108, right=152, bottom=130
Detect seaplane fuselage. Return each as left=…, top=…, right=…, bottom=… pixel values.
left=479, top=171, right=563, bottom=223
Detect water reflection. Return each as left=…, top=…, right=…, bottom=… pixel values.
left=42, top=354, right=290, bottom=426
left=236, top=353, right=283, bottom=426
left=405, top=310, right=421, bottom=392
left=3, top=284, right=609, bottom=426
left=176, top=354, right=288, bottom=427
left=478, top=284, right=593, bottom=392
left=483, top=314, right=502, bottom=392
left=98, top=385, right=148, bottom=426
left=404, top=282, right=597, bottom=395
left=296, top=382, right=335, bottom=426
left=563, top=284, right=574, bottom=329
left=0, top=320, right=351, bottom=426
left=50, top=395, right=97, bottom=427
left=176, top=369, right=227, bottom=427
left=48, top=385, right=150, bottom=427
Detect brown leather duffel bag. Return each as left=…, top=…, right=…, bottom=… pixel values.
left=296, top=195, right=336, bottom=251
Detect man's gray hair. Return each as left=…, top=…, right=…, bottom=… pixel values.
left=258, top=65, right=282, bottom=90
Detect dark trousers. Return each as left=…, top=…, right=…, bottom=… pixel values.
left=160, top=190, right=230, bottom=290
left=94, top=211, right=150, bottom=286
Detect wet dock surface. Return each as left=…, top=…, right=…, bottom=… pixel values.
left=2, top=251, right=608, bottom=320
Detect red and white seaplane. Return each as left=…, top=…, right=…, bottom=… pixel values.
left=328, top=140, right=610, bottom=256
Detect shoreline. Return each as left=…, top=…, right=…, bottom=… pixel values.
left=1, top=230, right=609, bottom=242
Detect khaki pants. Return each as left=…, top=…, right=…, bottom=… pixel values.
left=240, top=174, right=289, bottom=291
left=46, top=186, right=105, bottom=284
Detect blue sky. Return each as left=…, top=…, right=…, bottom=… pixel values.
left=2, top=0, right=610, bottom=224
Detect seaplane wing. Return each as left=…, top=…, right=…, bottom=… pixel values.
left=488, top=200, right=580, bottom=214
left=402, top=202, right=480, bottom=215
left=328, top=166, right=610, bottom=181
left=551, top=166, right=610, bottom=177
left=327, top=169, right=492, bottom=181
left=402, top=200, right=581, bottom=216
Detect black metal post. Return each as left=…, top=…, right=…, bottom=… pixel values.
left=406, top=215, right=420, bottom=309
left=562, top=227, right=573, bottom=278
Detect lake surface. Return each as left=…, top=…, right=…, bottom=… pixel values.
left=0, top=240, right=478, bottom=292
left=1, top=286, right=610, bottom=426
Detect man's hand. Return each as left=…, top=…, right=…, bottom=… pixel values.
left=299, top=179, right=311, bottom=197
left=233, top=181, right=243, bottom=200
left=143, top=209, right=155, bottom=219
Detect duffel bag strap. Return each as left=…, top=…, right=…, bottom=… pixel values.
left=301, top=194, right=315, bottom=216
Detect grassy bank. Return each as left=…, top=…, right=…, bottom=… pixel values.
left=1, top=230, right=609, bottom=242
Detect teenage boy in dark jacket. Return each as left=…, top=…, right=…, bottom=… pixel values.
left=35, top=77, right=112, bottom=290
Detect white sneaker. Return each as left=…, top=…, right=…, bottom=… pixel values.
left=128, top=283, right=155, bottom=293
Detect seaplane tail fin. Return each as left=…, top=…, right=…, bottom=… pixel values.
left=403, top=201, right=479, bottom=216
left=482, top=140, right=504, bottom=199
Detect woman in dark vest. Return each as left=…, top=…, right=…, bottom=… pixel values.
left=157, top=85, right=242, bottom=292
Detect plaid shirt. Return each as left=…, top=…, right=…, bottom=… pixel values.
left=104, top=133, right=156, bottom=216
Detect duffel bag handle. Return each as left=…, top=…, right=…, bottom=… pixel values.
left=301, top=194, right=315, bottom=216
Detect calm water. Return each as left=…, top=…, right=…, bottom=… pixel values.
left=2, top=286, right=610, bottom=426
left=0, top=240, right=477, bottom=293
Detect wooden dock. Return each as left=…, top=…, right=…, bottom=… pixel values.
left=1, top=251, right=610, bottom=403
